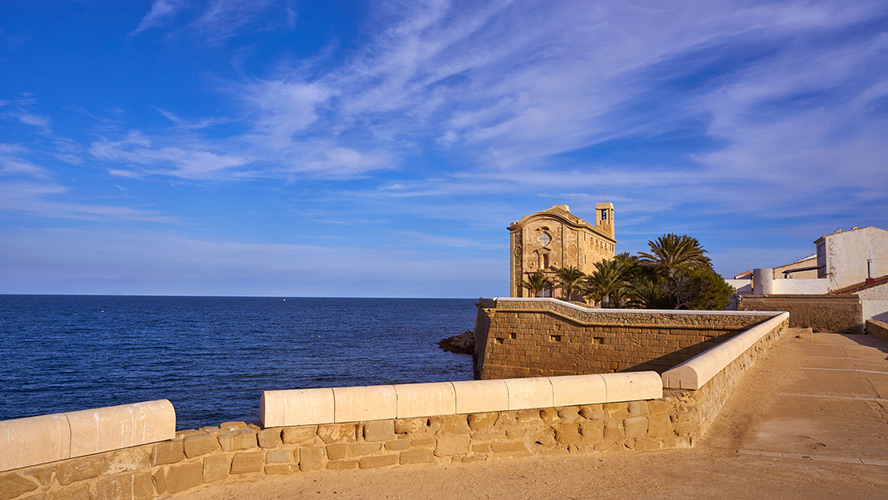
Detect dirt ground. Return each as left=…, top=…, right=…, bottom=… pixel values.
left=179, top=331, right=888, bottom=499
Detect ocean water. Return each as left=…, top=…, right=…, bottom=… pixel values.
left=0, top=295, right=476, bottom=430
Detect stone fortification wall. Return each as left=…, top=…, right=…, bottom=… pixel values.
left=473, top=298, right=773, bottom=380
left=866, top=319, right=888, bottom=343
left=738, top=295, right=863, bottom=333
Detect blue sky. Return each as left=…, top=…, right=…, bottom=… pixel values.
left=1, top=0, right=887, bottom=298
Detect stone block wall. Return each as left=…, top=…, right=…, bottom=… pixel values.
left=474, top=298, right=773, bottom=379
left=866, top=319, right=888, bottom=343
left=738, top=295, right=863, bottom=333
left=665, top=314, right=788, bottom=437
left=2, top=400, right=700, bottom=499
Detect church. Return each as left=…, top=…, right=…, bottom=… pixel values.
left=508, top=203, right=616, bottom=298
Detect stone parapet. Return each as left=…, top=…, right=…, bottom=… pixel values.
left=260, top=373, right=662, bottom=427
left=738, top=294, right=863, bottom=333
left=866, top=319, right=888, bottom=342
left=474, top=298, right=778, bottom=379
left=1, top=399, right=695, bottom=499
left=0, top=400, right=175, bottom=473
left=662, top=312, right=789, bottom=389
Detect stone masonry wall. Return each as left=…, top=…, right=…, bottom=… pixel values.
left=668, top=316, right=788, bottom=438
left=866, top=319, right=888, bottom=343
left=474, top=299, right=768, bottom=379
left=2, top=398, right=699, bottom=500
left=739, top=295, right=863, bottom=334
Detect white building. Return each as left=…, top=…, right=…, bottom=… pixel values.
left=731, top=226, right=888, bottom=322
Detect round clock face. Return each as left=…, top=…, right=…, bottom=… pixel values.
left=538, top=232, right=552, bottom=246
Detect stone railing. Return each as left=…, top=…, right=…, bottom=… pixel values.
left=866, top=319, right=888, bottom=343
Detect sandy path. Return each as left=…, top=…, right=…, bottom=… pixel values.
left=178, top=331, right=888, bottom=499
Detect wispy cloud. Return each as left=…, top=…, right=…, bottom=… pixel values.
left=131, top=0, right=187, bottom=36
left=90, top=132, right=251, bottom=180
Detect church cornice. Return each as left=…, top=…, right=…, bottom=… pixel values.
left=508, top=207, right=616, bottom=243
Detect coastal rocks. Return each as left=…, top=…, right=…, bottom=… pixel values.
left=438, top=330, right=474, bottom=354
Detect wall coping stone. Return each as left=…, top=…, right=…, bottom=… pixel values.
left=261, top=372, right=662, bottom=428
left=661, top=312, right=788, bottom=389
left=0, top=400, right=175, bottom=473
left=481, top=297, right=782, bottom=317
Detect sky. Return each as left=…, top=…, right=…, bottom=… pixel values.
left=1, top=0, right=887, bottom=298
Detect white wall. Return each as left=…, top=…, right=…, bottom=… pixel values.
left=860, top=282, right=888, bottom=322
left=820, top=227, right=888, bottom=290
left=725, top=279, right=751, bottom=295
left=770, top=278, right=830, bottom=295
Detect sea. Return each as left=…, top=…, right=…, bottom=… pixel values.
left=0, top=295, right=476, bottom=430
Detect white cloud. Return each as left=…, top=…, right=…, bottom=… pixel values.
left=131, top=0, right=186, bottom=35
left=0, top=182, right=178, bottom=223
left=90, top=132, right=251, bottom=180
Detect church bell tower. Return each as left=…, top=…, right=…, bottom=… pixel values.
left=595, top=202, right=615, bottom=239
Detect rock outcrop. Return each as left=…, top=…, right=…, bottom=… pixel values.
left=438, top=331, right=474, bottom=354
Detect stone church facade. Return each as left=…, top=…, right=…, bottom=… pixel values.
left=509, top=203, right=616, bottom=298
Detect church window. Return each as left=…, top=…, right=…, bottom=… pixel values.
left=538, top=232, right=552, bottom=246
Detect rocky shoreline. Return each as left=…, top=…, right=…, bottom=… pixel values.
left=437, top=330, right=474, bottom=354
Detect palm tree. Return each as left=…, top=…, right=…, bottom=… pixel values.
left=521, top=271, right=552, bottom=297
left=638, top=233, right=710, bottom=278
left=553, top=266, right=585, bottom=301
left=582, top=259, right=628, bottom=307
